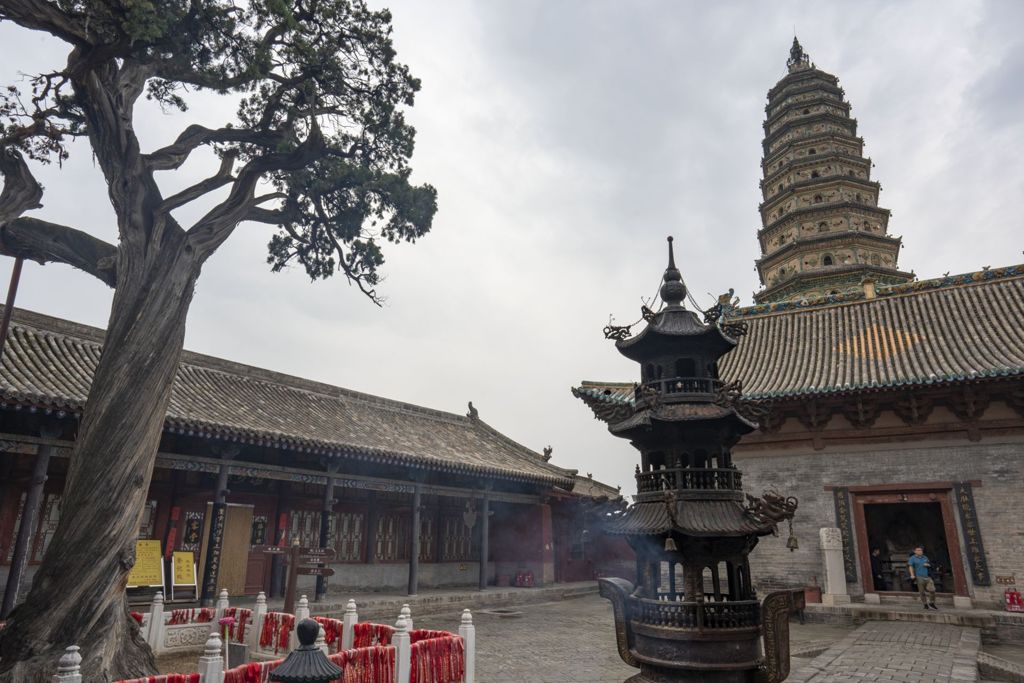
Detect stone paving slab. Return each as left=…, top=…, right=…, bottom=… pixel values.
left=789, top=621, right=981, bottom=683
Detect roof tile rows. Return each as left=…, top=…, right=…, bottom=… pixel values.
left=0, top=308, right=576, bottom=488
left=577, top=266, right=1024, bottom=403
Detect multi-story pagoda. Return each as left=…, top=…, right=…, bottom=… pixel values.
left=581, top=238, right=799, bottom=683
left=754, top=38, right=913, bottom=303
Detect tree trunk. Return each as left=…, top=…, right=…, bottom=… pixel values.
left=0, top=233, right=201, bottom=682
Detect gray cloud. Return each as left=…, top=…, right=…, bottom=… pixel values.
left=1, top=0, right=1021, bottom=493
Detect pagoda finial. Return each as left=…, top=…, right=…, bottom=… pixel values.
left=787, top=36, right=810, bottom=72
left=660, top=236, right=686, bottom=307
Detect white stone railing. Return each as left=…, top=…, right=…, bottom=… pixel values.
left=51, top=591, right=476, bottom=683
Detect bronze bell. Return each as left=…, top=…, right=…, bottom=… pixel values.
left=664, top=536, right=679, bottom=552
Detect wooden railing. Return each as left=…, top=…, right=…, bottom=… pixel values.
left=636, top=467, right=742, bottom=494
left=635, top=376, right=722, bottom=403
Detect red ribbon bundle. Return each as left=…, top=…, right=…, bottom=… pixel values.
left=410, top=635, right=465, bottom=683
left=130, top=611, right=144, bottom=626
left=327, top=645, right=396, bottom=683
left=222, top=659, right=284, bottom=683
left=223, top=607, right=253, bottom=642
left=314, top=616, right=344, bottom=649
left=167, top=608, right=215, bottom=626
left=259, top=612, right=296, bottom=653
left=352, top=623, right=395, bottom=648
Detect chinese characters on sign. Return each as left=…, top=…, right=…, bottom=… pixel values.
left=832, top=488, right=857, bottom=582
left=199, top=502, right=227, bottom=603
left=954, top=482, right=990, bottom=586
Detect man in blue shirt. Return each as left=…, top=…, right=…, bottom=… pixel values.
left=908, top=546, right=937, bottom=610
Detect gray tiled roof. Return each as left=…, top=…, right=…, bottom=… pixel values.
left=0, top=308, right=576, bottom=488
left=576, top=266, right=1024, bottom=405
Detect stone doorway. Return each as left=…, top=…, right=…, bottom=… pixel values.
left=851, top=486, right=968, bottom=598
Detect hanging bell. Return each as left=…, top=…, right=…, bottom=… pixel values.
left=786, top=519, right=799, bottom=552
left=664, top=536, right=679, bottom=552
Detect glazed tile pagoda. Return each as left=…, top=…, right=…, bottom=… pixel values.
left=755, top=38, right=913, bottom=303
left=583, top=238, right=799, bottom=683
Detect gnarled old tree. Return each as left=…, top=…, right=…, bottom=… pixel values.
left=0, top=1, right=436, bottom=680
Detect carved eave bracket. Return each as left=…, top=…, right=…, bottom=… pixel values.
left=894, top=392, right=934, bottom=426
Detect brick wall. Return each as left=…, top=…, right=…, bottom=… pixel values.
left=734, top=413, right=1024, bottom=608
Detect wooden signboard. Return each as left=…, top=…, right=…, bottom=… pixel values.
left=127, top=539, right=164, bottom=588
left=171, top=551, right=198, bottom=601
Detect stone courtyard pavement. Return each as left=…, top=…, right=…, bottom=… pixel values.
left=410, top=594, right=854, bottom=683
left=789, top=621, right=981, bottom=683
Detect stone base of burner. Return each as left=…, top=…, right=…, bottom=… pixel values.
left=623, top=665, right=760, bottom=683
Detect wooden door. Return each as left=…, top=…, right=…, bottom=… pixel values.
left=198, top=502, right=254, bottom=597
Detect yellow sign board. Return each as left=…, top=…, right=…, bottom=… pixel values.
left=127, top=539, right=163, bottom=587
left=172, top=551, right=197, bottom=586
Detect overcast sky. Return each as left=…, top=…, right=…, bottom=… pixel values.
left=1, top=1, right=1022, bottom=493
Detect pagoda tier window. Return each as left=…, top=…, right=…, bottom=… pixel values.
left=823, top=255, right=833, bottom=266
left=674, top=358, right=696, bottom=378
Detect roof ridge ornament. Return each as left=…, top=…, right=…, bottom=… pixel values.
left=660, top=236, right=686, bottom=308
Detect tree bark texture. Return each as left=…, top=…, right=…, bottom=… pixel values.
left=0, top=230, right=201, bottom=681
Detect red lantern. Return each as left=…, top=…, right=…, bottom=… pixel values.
left=1005, top=588, right=1024, bottom=612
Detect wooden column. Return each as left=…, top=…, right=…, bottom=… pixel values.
left=270, top=481, right=287, bottom=598
left=478, top=493, right=490, bottom=591
left=1, top=441, right=53, bottom=619
left=408, top=483, right=422, bottom=596
left=199, top=446, right=236, bottom=606
left=316, top=464, right=339, bottom=602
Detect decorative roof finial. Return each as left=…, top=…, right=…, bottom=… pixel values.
left=660, top=236, right=686, bottom=308
left=787, top=36, right=810, bottom=72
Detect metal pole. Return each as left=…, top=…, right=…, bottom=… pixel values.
left=0, top=257, right=24, bottom=359
left=407, top=483, right=421, bottom=596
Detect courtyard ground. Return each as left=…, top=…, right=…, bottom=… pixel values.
left=157, top=593, right=855, bottom=681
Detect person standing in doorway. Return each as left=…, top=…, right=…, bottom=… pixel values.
left=908, top=546, right=937, bottom=609
left=870, top=548, right=887, bottom=592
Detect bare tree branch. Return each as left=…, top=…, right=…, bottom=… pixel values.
left=0, top=149, right=43, bottom=226
left=186, top=124, right=326, bottom=258
left=158, top=152, right=236, bottom=214
left=0, top=217, right=117, bottom=287
left=144, top=125, right=287, bottom=171
left=0, top=0, right=92, bottom=45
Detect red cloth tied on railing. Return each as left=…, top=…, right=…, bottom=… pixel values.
left=327, top=645, right=396, bottom=683
left=223, top=607, right=253, bottom=643
left=259, top=612, right=296, bottom=654
left=352, top=622, right=394, bottom=648
left=314, top=616, right=344, bottom=649
left=130, top=611, right=144, bottom=626
left=114, top=674, right=201, bottom=683
left=222, top=658, right=283, bottom=683
left=410, top=635, right=465, bottom=683
left=167, top=608, right=215, bottom=625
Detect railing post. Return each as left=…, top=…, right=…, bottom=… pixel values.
left=148, top=591, right=165, bottom=650
left=197, top=630, right=225, bottom=683
left=291, top=595, right=310, bottom=651
left=215, top=589, right=230, bottom=620
left=341, top=599, right=358, bottom=650
left=315, top=624, right=328, bottom=655
left=393, top=614, right=411, bottom=683
left=458, top=609, right=475, bottom=683
left=51, top=645, right=82, bottom=683
left=251, top=591, right=267, bottom=650
left=400, top=603, right=413, bottom=632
